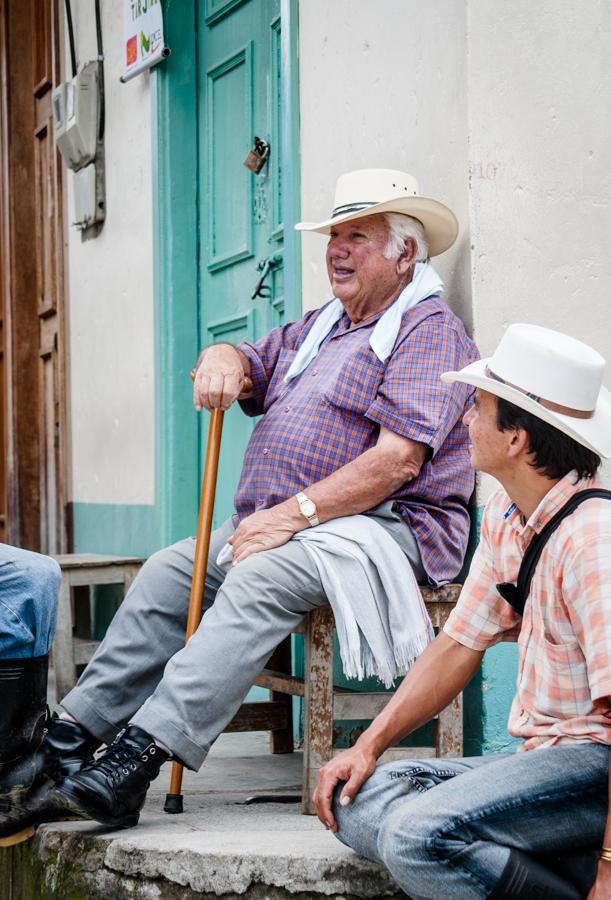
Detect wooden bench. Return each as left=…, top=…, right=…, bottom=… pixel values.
left=51, top=554, right=144, bottom=701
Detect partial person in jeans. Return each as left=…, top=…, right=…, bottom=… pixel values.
left=0, top=545, right=61, bottom=845
left=314, top=324, right=611, bottom=900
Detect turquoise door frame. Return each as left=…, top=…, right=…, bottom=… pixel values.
left=152, top=0, right=301, bottom=547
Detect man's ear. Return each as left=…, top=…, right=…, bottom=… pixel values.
left=507, top=427, right=530, bottom=459
left=396, top=236, right=417, bottom=275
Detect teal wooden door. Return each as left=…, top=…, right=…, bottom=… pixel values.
left=198, top=0, right=290, bottom=525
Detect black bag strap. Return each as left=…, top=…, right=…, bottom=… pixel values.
left=496, top=489, right=611, bottom=617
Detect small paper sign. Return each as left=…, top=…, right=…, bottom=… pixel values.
left=122, top=0, right=168, bottom=83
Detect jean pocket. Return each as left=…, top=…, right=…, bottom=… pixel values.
left=387, top=764, right=459, bottom=793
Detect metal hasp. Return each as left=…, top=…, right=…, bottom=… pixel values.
left=251, top=253, right=282, bottom=299
left=243, top=136, right=270, bottom=174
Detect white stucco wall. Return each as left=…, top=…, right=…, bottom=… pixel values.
left=467, top=0, right=611, bottom=496
left=67, top=1, right=155, bottom=505
left=297, top=0, right=471, bottom=329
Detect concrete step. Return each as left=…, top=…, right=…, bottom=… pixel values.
left=0, top=733, right=408, bottom=899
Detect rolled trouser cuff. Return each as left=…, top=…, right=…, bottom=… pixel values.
left=60, top=691, right=122, bottom=746
left=129, top=708, right=207, bottom=771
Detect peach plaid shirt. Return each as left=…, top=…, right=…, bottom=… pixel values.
left=444, top=472, right=611, bottom=750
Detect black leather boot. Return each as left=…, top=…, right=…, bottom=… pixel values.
left=51, top=725, right=169, bottom=828
left=488, top=849, right=582, bottom=899
left=41, top=715, right=101, bottom=784
left=0, top=655, right=48, bottom=846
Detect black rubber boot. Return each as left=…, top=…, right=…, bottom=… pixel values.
left=0, top=655, right=48, bottom=846
left=16, top=715, right=104, bottom=830
left=489, top=849, right=582, bottom=899
left=51, top=725, right=169, bottom=828
left=0, top=700, right=102, bottom=844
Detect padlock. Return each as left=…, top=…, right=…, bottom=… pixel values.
left=243, top=137, right=270, bottom=174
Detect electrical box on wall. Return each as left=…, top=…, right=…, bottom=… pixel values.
left=53, top=61, right=99, bottom=171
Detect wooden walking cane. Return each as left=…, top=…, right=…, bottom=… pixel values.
left=164, top=372, right=251, bottom=814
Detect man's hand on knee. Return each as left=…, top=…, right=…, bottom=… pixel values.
left=313, top=745, right=377, bottom=832
left=229, top=503, right=304, bottom=564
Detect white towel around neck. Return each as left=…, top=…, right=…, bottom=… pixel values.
left=216, top=516, right=433, bottom=687
left=284, top=261, right=443, bottom=383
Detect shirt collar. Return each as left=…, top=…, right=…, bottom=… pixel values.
left=503, top=471, right=595, bottom=536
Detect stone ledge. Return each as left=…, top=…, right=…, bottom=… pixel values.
left=0, top=804, right=407, bottom=899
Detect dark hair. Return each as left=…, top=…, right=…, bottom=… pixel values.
left=496, top=397, right=601, bottom=481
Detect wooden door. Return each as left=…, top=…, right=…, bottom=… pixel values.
left=0, top=0, right=68, bottom=551
left=198, top=0, right=289, bottom=525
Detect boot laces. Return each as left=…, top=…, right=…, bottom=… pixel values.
left=89, top=737, right=157, bottom=783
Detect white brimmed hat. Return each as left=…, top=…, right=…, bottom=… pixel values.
left=295, top=168, right=458, bottom=257
left=441, top=323, right=611, bottom=458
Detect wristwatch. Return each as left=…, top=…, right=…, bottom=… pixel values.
left=296, top=491, right=319, bottom=527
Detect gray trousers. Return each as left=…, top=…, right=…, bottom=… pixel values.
left=62, top=508, right=423, bottom=771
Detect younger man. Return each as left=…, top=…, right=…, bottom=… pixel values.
left=314, top=323, right=611, bottom=899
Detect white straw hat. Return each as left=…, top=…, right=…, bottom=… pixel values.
left=295, top=168, right=458, bottom=257
left=441, top=323, right=611, bottom=458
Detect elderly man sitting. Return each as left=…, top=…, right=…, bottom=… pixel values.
left=19, top=169, right=477, bottom=831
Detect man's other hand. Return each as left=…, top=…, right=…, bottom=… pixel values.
left=313, top=744, right=377, bottom=832
left=193, top=345, right=247, bottom=411
left=229, top=503, right=305, bottom=564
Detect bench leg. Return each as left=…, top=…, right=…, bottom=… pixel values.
left=268, top=635, right=294, bottom=754
left=302, top=605, right=334, bottom=814
left=436, top=693, right=463, bottom=757
left=52, top=576, right=77, bottom=702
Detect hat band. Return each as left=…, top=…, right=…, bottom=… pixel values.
left=331, top=201, right=377, bottom=216
left=485, top=367, right=594, bottom=420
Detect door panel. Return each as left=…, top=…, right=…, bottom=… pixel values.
left=198, top=0, right=284, bottom=526
left=0, top=0, right=67, bottom=550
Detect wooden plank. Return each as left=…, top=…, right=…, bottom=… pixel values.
left=375, top=747, right=437, bottom=763
left=267, top=635, right=294, bottom=753
left=421, top=584, right=462, bottom=604
left=302, top=605, right=334, bottom=814
left=225, top=701, right=289, bottom=733
left=73, top=638, right=100, bottom=666
left=332, top=746, right=437, bottom=763
left=436, top=693, right=463, bottom=757
left=333, top=691, right=391, bottom=720
left=254, top=669, right=304, bottom=697
left=60, top=566, right=142, bottom=588
left=52, top=576, right=76, bottom=701
left=53, top=554, right=145, bottom=568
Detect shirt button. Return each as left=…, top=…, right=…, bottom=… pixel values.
left=262, top=448, right=269, bottom=456
left=311, top=369, right=318, bottom=376
left=284, top=406, right=290, bottom=412
left=257, top=498, right=264, bottom=505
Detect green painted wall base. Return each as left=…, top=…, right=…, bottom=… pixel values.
left=71, top=502, right=161, bottom=557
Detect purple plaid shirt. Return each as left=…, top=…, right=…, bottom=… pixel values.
left=236, top=296, right=478, bottom=586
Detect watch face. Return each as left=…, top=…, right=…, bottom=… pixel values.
left=301, top=499, right=316, bottom=517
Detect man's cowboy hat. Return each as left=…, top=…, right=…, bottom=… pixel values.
left=442, top=323, right=611, bottom=458
left=295, top=169, right=458, bottom=257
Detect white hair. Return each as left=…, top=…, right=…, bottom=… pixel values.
left=382, top=212, right=428, bottom=262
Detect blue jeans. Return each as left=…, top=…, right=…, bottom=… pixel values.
left=334, top=744, right=608, bottom=899
left=0, top=544, right=60, bottom=658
